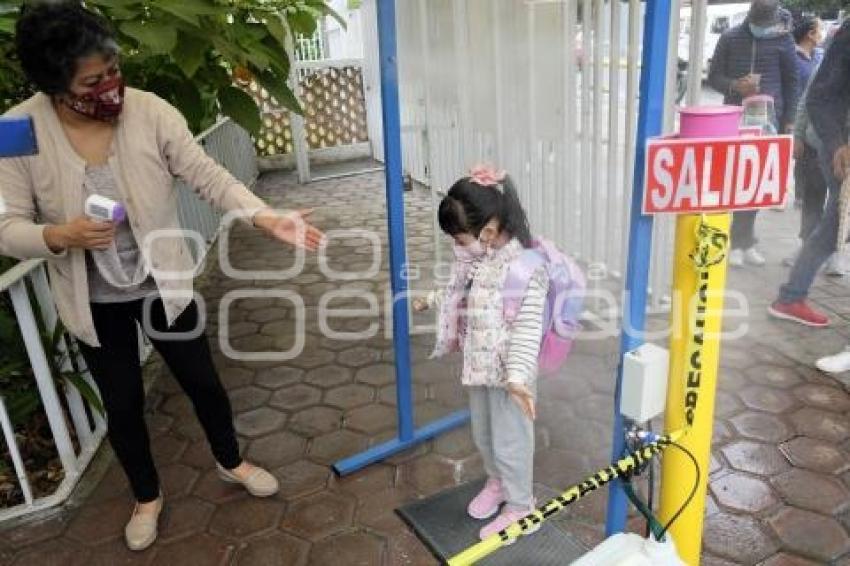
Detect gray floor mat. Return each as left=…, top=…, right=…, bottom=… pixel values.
left=396, top=479, right=588, bottom=565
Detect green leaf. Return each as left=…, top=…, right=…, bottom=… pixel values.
left=102, top=5, right=140, bottom=20
left=0, top=16, right=15, bottom=35
left=264, top=13, right=287, bottom=49
left=120, top=20, right=179, bottom=54
left=5, top=389, right=40, bottom=426
left=87, top=0, right=142, bottom=7
left=63, top=372, right=105, bottom=417
left=217, top=85, right=262, bottom=135
left=173, top=32, right=208, bottom=77
left=153, top=0, right=227, bottom=18
left=287, top=11, right=317, bottom=36
left=257, top=69, right=302, bottom=115
left=308, top=0, right=347, bottom=29
left=172, top=80, right=205, bottom=130
left=254, top=37, right=290, bottom=76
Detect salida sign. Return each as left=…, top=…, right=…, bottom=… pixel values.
left=643, top=135, right=793, bottom=214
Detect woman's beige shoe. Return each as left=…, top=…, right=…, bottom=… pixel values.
left=125, top=495, right=163, bottom=551
left=217, top=463, right=279, bottom=497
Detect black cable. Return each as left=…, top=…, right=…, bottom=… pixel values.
left=646, top=422, right=655, bottom=539
left=658, top=441, right=701, bottom=542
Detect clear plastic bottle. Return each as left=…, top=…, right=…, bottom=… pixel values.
left=741, top=94, right=777, bottom=135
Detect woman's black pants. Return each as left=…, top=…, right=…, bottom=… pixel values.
left=77, top=297, right=240, bottom=503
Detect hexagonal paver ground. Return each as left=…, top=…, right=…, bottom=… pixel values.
left=768, top=508, right=850, bottom=562
left=711, top=472, right=778, bottom=514
left=771, top=469, right=850, bottom=516
left=703, top=513, right=780, bottom=563
left=157, top=496, right=215, bottom=544
left=245, top=430, right=307, bottom=468
left=289, top=406, right=342, bottom=437
left=738, top=386, right=795, bottom=414
left=337, top=347, right=382, bottom=368
left=779, top=437, right=850, bottom=475
left=789, top=407, right=850, bottom=443
left=151, top=533, right=235, bottom=566
left=269, top=384, right=322, bottom=412
left=65, top=498, right=129, bottom=545
left=235, top=407, right=288, bottom=437
left=722, top=440, right=790, bottom=477
left=209, top=497, right=284, bottom=539
left=307, top=531, right=385, bottom=566
left=273, top=460, right=330, bottom=500
left=254, top=366, right=305, bottom=389
left=233, top=532, right=310, bottom=566
left=345, top=404, right=397, bottom=435
left=355, top=363, right=395, bottom=386
left=304, top=365, right=353, bottom=389
left=280, top=491, right=356, bottom=541
left=324, top=383, right=375, bottom=409
left=730, top=412, right=793, bottom=444
left=308, top=429, right=370, bottom=464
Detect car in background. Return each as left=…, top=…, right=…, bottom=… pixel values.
left=679, top=3, right=750, bottom=79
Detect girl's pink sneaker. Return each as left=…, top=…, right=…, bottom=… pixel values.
left=479, top=506, right=540, bottom=542
left=467, top=478, right=506, bottom=520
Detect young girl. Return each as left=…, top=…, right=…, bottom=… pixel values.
left=415, top=165, right=548, bottom=541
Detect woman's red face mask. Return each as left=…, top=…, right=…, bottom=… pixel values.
left=64, top=55, right=125, bottom=122
left=65, top=75, right=125, bottom=121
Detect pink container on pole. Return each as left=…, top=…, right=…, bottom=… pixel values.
left=678, top=105, right=743, bottom=139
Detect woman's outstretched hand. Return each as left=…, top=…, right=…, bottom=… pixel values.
left=253, top=208, right=325, bottom=252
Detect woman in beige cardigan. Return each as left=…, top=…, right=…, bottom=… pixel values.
left=0, top=3, right=324, bottom=550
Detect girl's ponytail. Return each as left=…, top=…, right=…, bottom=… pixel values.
left=499, top=175, right=533, bottom=248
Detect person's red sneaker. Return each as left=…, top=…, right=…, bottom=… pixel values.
left=768, top=300, right=830, bottom=327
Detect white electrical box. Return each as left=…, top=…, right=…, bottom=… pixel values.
left=620, top=343, right=670, bottom=423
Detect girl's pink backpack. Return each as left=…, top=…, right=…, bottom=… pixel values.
left=502, top=238, right=586, bottom=375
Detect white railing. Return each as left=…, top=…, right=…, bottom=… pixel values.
left=0, top=118, right=257, bottom=523
left=176, top=118, right=259, bottom=262
left=0, top=259, right=106, bottom=522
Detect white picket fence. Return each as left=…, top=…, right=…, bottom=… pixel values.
left=0, top=118, right=257, bottom=523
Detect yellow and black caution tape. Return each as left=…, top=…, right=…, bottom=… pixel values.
left=683, top=216, right=728, bottom=427
left=446, top=429, right=686, bottom=566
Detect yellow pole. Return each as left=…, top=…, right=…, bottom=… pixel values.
left=658, top=212, right=730, bottom=564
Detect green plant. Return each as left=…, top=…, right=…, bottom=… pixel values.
left=0, top=0, right=343, bottom=134
left=0, top=281, right=104, bottom=427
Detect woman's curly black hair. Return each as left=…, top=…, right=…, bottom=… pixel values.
left=15, top=1, right=117, bottom=95
left=438, top=175, right=533, bottom=248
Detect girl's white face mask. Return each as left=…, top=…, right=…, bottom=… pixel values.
left=453, top=239, right=486, bottom=262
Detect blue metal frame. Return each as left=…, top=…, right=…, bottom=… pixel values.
left=604, top=0, right=672, bottom=535
left=333, top=0, right=469, bottom=477
left=0, top=117, right=38, bottom=158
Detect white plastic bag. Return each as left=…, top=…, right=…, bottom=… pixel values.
left=571, top=533, right=686, bottom=566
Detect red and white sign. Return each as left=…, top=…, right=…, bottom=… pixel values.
left=643, top=135, right=793, bottom=215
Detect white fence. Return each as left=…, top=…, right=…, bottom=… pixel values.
left=362, top=0, right=707, bottom=310
left=0, top=118, right=257, bottom=523
left=176, top=119, right=259, bottom=260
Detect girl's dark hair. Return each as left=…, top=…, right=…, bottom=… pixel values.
left=793, top=16, right=819, bottom=44
left=15, top=1, right=117, bottom=95
left=438, top=175, right=533, bottom=247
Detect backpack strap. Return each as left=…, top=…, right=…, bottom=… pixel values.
left=503, top=248, right=547, bottom=324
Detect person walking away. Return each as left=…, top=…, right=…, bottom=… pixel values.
left=786, top=17, right=828, bottom=266
left=769, top=20, right=850, bottom=335
left=708, top=0, right=799, bottom=267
